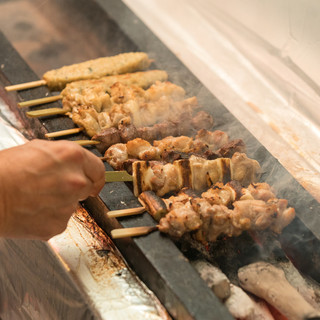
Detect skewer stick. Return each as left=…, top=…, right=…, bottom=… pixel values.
left=5, top=79, right=47, bottom=92
left=18, top=95, right=62, bottom=108
left=26, top=108, right=67, bottom=118
left=111, top=226, right=158, bottom=239
left=107, top=206, right=146, bottom=218
left=45, top=127, right=84, bottom=138
left=74, top=140, right=100, bottom=146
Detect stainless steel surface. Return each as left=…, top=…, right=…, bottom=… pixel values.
left=123, top=0, right=320, bottom=201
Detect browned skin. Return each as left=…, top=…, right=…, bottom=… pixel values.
left=93, top=110, right=214, bottom=153
left=137, top=180, right=294, bottom=244
left=103, top=128, right=246, bottom=171
left=155, top=181, right=295, bottom=242
left=132, top=153, right=260, bottom=197
left=71, top=81, right=191, bottom=137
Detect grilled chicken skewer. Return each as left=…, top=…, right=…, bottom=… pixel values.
left=132, top=152, right=260, bottom=197
left=110, top=181, right=295, bottom=242
left=69, top=81, right=190, bottom=137
left=140, top=181, right=295, bottom=241
left=104, top=129, right=245, bottom=171
left=93, top=109, right=214, bottom=153
left=6, top=52, right=152, bottom=91
left=104, top=152, right=260, bottom=197
left=27, top=80, right=197, bottom=139
left=18, top=70, right=168, bottom=108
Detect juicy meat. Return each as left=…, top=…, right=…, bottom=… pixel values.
left=158, top=201, right=203, bottom=238
left=69, top=80, right=195, bottom=136
left=132, top=153, right=261, bottom=197
left=104, top=129, right=246, bottom=170
left=62, top=70, right=168, bottom=113
left=191, top=110, right=215, bottom=130
left=230, top=152, right=261, bottom=187
left=158, top=195, right=295, bottom=242
left=138, top=181, right=295, bottom=243
left=201, top=182, right=238, bottom=207
left=246, top=182, right=276, bottom=202
left=104, top=143, right=128, bottom=170
left=218, top=139, right=246, bottom=158
left=232, top=200, right=278, bottom=231
left=195, top=129, right=229, bottom=151
left=126, top=138, right=160, bottom=160
left=93, top=110, right=214, bottom=152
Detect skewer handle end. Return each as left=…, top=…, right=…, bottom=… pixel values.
left=111, top=226, right=158, bottom=239
left=5, top=79, right=47, bottom=92
left=107, top=206, right=146, bottom=218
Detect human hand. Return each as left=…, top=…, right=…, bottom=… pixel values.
left=0, top=139, right=105, bottom=240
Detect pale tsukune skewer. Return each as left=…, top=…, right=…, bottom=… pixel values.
left=18, top=69, right=168, bottom=108
left=5, top=52, right=152, bottom=92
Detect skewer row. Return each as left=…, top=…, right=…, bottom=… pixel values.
left=7, top=51, right=296, bottom=245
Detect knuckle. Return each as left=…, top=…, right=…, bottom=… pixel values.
left=56, top=141, right=85, bottom=163
left=64, top=175, right=87, bottom=193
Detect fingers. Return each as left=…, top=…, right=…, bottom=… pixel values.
left=0, top=139, right=106, bottom=240
left=80, top=146, right=106, bottom=197
left=35, top=139, right=105, bottom=198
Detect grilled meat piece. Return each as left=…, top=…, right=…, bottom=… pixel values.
left=71, top=81, right=192, bottom=136
left=132, top=153, right=261, bottom=197
left=43, top=52, right=152, bottom=91
left=201, top=182, right=239, bottom=207
left=246, top=182, right=276, bottom=202
left=93, top=111, right=214, bottom=153
left=104, top=129, right=244, bottom=170
left=138, top=181, right=295, bottom=243
left=191, top=110, right=215, bottom=130
left=104, top=143, right=128, bottom=170
left=159, top=197, right=295, bottom=242
left=62, top=70, right=168, bottom=112
left=217, top=139, right=246, bottom=158
left=138, top=191, right=168, bottom=221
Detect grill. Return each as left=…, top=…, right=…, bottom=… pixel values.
left=0, top=1, right=319, bottom=319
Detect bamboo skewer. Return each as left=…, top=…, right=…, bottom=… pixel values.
left=45, top=127, right=84, bottom=138
left=107, top=206, right=146, bottom=218
left=74, top=140, right=100, bottom=146
left=105, top=171, right=133, bottom=182
left=18, top=95, right=62, bottom=108
left=26, top=108, right=67, bottom=118
left=5, top=79, right=47, bottom=92
left=111, top=226, right=158, bottom=239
